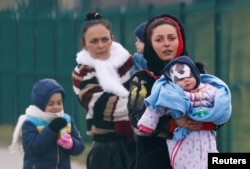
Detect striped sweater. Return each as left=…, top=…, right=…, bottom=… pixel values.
left=72, top=42, right=133, bottom=136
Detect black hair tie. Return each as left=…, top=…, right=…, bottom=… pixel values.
left=85, top=12, right=103, bottom=21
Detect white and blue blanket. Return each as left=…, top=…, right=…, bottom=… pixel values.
left=145, top=74, right=232, bottom=140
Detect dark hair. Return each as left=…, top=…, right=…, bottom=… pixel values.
left=194, top=62, right=207, bottom=74
left=81, top=12, right=112, bottom=41
left=146, top=19, right=175, bottom=40
left=143, top=14, right=188, bottom=76
left=85, top=12, right=103, bottom=21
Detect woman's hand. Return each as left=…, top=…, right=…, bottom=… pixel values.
left=174, top=116, right=203, bottom=131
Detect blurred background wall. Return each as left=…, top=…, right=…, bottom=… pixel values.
left=0, top=0, right=249, bottom=152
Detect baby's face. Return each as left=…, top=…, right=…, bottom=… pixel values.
left=175, top=76, right=197, bottom=91
left=45, top=93, right=63, bottom=113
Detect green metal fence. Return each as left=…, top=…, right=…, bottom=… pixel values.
left=1, top=0, right=250, bottom=152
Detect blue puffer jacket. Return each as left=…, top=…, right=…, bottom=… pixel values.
left=22, top=114, right=85, bottom=169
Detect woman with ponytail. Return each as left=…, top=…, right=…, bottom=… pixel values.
left=72, top=12, right=135, bottom=169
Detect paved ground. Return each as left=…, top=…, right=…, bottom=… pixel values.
left=0, top=145, right=86, bottom=169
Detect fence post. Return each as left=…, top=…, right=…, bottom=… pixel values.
left=147, top=4, right=154, bottom=19
left=179, top=2, right=186, bottom=25
left=214, top=0, right=231, bottom=153
left=119, top=5, right=126, bottom=46
left=82, top=0, right=91, bottom=15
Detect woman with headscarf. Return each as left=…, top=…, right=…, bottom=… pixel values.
left=128, top=14, right=219, bottom=169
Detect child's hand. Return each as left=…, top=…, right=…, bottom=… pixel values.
left=57, top=134, right=73, bottom=149
left=48, top=117, right=67, bottom=133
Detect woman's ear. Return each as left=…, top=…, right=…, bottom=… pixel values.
left=80, top=40, right=85, bottom=48
left=111, top=34, right=114, bottom=41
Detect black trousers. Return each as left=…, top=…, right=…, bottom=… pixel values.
left=87, top=136, right=135, bottom=169
left=135, top=135, right=172, bottom=169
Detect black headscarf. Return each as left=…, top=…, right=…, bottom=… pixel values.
left=143, top=14, right=188, bottom=76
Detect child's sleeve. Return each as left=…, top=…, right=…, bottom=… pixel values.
left=137, top=106, right=165, bottom=134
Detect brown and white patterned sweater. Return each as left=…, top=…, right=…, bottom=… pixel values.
left=72, top=42, right=133, bottom=138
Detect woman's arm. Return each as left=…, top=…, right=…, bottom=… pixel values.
left=169, top=116, right=221, bottom=133
left=127, top=71, right=172, bottom=138
left=127, top=73, right=148, bottom=128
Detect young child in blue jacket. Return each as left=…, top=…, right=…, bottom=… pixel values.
left=9, top=78, right=85, bottom=169
left=130, top=21, right=147, bottom=76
